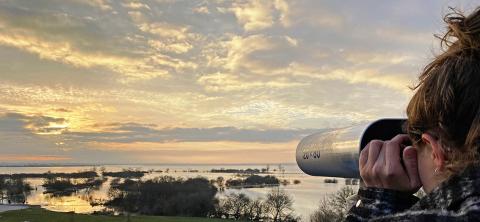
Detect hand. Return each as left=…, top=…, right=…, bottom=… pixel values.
left=359, top=134, right=422, bottom=192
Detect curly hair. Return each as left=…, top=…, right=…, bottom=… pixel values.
left=406, top=7, right=480, bottom=174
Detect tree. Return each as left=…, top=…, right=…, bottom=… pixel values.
left=213, top=190, right=298, bottom=221
left=1, top=178, right=32, bottom=204
left=225, top=193, right=251, bottom=220
left=247, top=199, right=268, bottom=221
left=0, top=178, right=5, bottom=204
left=216, top=176, right=225, bottom=191
left=106, top=176, right=218, bottom=217
left=310, top=186, right=356, bottom=222
left=265, top=188, right=297, bottom=222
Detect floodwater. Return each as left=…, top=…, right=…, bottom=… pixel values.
left=0, top=164, right=358, bottom=221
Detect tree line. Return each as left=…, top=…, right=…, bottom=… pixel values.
left=0, top=177, right=32, bottom=204
left=212, top=189, right=299, bottom=221
left=106, top=176, right=217, bottom=217
left=105, top=175, right=299, bottom=221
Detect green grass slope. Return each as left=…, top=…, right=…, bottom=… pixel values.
left=0, top=207, right=227, bottom=222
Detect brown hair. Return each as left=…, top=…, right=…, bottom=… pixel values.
left=407, top=7, right=480, bottom=174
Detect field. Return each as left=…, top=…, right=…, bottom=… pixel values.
left=0, top=207, right=227, bottom=222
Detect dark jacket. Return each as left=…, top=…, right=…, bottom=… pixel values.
left=345, top=164, right=480, bottom=221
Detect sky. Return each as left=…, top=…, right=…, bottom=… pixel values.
left=0, top=0, right=477, bottom=164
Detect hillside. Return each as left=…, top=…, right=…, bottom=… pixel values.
left=0, top=207, right=228, bottom=222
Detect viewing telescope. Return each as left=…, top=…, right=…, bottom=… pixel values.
left=296, top=118, right=407, bottom=178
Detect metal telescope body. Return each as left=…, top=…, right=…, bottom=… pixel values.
left=296, top=118, right=407, bottom=178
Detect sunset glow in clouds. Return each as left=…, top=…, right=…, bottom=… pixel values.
left=0, top=0, right=476, bottom=164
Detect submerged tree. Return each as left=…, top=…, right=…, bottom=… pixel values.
left=216, top=176, right=225, bottom=191
left=0, top=177, right=33, bottom=204
left=106, top=176, right=218, bottom=217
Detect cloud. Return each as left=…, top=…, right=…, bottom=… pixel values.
left=122, top=1, right=151, bottom=11
left=274, top=0, right=291, bottom=27
left=374, top=27, right=434, bottom=46
left=227, top=0, right=292, bottom=31
left=229, top=1, right=276, bottom=31
left=53, top=108, right=72, bottom=113
left=0, top=33, right=162, bottom=80
left=80, top=0, right=113, bottom=11
left=139, top=22, right=192, bottom=40
left=0, top=113, right=68, bottom=135
left=273, top=1, right=345, bottom=29
left=0, top=112, right=76, bottom=163
left=0, top=154, right=72, bottom=162
left=342, top=51, right=416, bottom=66
left=197, top=72, right=306, bottom=92
left=91, top=141, right=299, bottom=164
left=65, top=122, right=324, bottom=144
left=148, top=39, right=193, bottom=54
left=1, top=0, right=467, bottom=164
left=223, top=34, right=299, bottom=74
left=0, top=82, right=218, bottom=131
left=193, top=6, right=210, bottom=14
left=283, top=62, right=414, bottom=94
left=0, top=4, right=198, bottom=81
left=0, top=111, right=322, bottom=164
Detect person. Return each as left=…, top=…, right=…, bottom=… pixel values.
left=346, top=7, right=480, bottom=221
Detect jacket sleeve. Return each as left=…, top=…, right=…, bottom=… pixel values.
left=344, top=187, right=419, bottom=222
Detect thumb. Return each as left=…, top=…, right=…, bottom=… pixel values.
left=402, top=146, right=421, bottom=189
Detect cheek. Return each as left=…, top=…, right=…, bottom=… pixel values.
left=416, top=149, right=433, bottom=184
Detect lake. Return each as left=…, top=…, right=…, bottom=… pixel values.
left=0, top=163, right=359, bottom=221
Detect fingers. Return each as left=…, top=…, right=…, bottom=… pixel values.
left=359, top=134, right=422, bottom=192
left=372, top=142, right=387, bottom=187
left=361, top=140, right=384, bottom=187
left=403, top=146, right=422, bottom=188
left=367, top=140, right=383, bottom=167
left=385, top=135, right=407, bottom=165
left=359, top=144, right=369, bottom=168
left=375, top=142, right=387, bottom=168
left=390, top=134, right=411, bottom=144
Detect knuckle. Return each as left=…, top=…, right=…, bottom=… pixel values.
left=360, top=170, right=367, bottom=179
left=372, top=164, right=383, bottom=175
left=370, top=140, right=383, bottom=147
left=363, top=167, right=371, bottom=177
left=385, top=169, right=397, bottom=178
left=386, top=140, right=397, bottom=147
left=392, top=134, right=408, bottom=143
left=360, top=148, right=368, bottom=157
left=361, top=164, right=370, bottom=173
left=392, top=134, right=403, bottom=140
left=359, top=159, right=367, bottom=168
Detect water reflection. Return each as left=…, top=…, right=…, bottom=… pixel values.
left=0, top=164, right=358, bottom=220
left=25, top=177, right=110, bottom=214
left=0, top=177, right=32, bottom=204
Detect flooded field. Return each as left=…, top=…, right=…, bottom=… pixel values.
left=0, top=164, right=358, bottom=220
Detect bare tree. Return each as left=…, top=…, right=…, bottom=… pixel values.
left=310, top=186, right=356, bottom=222
left=265, top=188, right=296, bottom=222
left=212, top=197, right=230, bottom=219
left=247, top=199, right=268, bottom=221
left=216, top=176, right=225, bottom=191
left=230, top=193, right=251, bottom=220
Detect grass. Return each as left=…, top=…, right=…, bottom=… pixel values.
left=0, top=207, right=227, bottom=222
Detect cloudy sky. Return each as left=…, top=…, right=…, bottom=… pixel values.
left=0, top=0, right=476, bottom=164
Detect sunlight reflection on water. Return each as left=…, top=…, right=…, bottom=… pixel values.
left=0, top=164, right=358, bottom=220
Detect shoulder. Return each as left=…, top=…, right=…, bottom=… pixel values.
left=369, top=195, right=480, bottom=222
left=457, top=195, right=480, bottom=213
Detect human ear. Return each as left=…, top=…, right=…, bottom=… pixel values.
left=421, top=133, right=445, bottom=171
